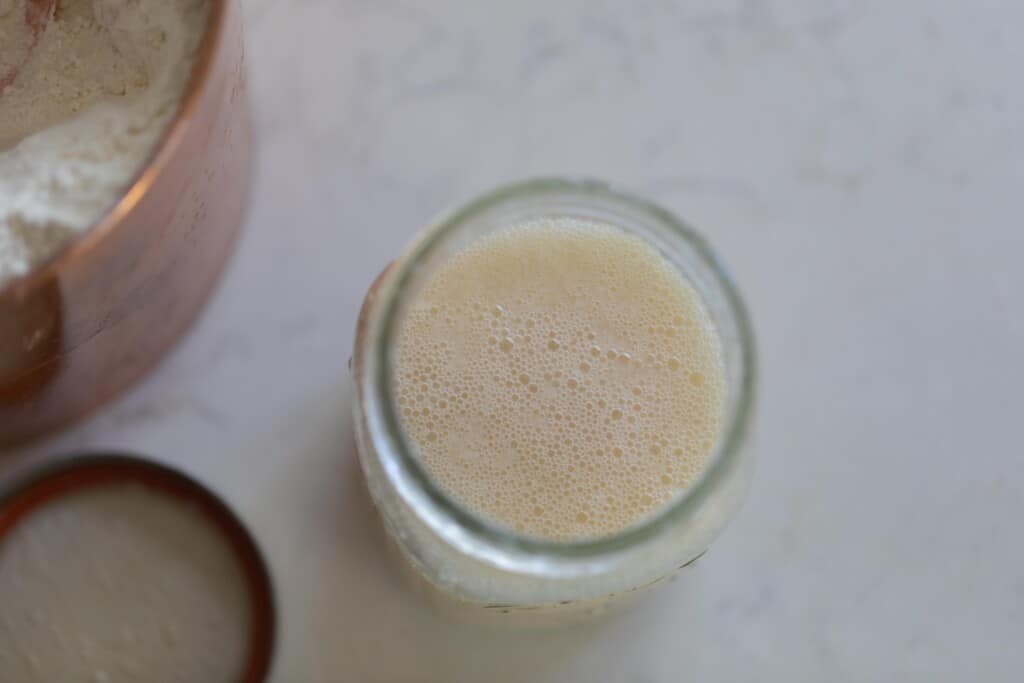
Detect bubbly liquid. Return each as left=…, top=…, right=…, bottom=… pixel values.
left=395, top=218, right=725, bottom=541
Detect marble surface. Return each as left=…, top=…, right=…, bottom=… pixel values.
left=5, top=0, right=1023, bottom=680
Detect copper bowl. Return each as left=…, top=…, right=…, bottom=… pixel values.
left=0, top=0, right=251, bottom=445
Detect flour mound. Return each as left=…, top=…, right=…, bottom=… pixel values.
left=0, top=0, right=210, bottom=286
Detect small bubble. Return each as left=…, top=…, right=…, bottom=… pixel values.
left=499, top=338, right=514, bottom=352
left=548, top=339, right=561, bottom=351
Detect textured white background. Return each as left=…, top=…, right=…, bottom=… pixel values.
left=6, top=1, right=1024, bottom=681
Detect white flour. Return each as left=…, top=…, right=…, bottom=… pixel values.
left=0, top=483, right=251, bottom=682
left=0, top=0, right=210, bottom=286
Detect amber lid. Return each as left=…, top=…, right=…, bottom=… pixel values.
left=0, top=454, right=276, bottom=682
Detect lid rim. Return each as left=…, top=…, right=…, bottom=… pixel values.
left=0, top=452, right=277, bottom=683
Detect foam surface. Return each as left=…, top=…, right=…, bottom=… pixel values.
left=395, top=218, right=725, bottom=541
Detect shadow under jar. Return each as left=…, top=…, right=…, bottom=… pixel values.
left=352, top=178, right=757, bottom=625
left=0, top=0, right=251, bottom=446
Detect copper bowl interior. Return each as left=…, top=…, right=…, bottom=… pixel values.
left=0, top=0, right=250, bottom=445
left=1, top=0, right=231, bottom=294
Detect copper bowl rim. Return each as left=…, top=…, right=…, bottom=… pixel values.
left=0, top=0, right=231, bottom=300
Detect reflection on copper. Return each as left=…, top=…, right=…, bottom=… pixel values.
left=0, top=279, right=62, bottom=407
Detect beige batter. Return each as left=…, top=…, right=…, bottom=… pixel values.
left=395, top=218, right=725, bottom=541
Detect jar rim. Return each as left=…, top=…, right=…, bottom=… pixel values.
left=361, top=177, right=757, bottom=560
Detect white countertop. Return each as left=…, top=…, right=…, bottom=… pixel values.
left=6, top=1, right=1023, bottom=681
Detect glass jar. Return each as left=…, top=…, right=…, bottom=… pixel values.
left=352, top=178, right=756, bottom=623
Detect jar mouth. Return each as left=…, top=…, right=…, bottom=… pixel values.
left=362, top=177, right=757, bottom=559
